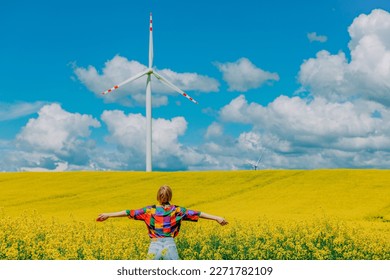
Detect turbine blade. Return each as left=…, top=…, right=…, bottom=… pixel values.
left=257, top=148, right=265, bottom=164
left=152, top=71, right=198, bottom=104
left=149, top=13, right=153, bottom=68
left=101, top=69, right=149, bottom=95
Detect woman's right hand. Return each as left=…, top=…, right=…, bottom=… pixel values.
left=96, top=213, right=109, bottom=222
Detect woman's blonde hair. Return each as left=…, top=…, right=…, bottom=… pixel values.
left=157, top=185, right=172, bottom=205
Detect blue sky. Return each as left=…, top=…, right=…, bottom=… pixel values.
left=1, top=0, right=390, bottom=171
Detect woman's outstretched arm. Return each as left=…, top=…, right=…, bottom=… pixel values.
left=199, top=212, right=228, bottom=226
left=96, top=210, right=128, bottom=222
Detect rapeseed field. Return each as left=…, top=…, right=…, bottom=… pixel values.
left=0, top=170, right=389, bottom=260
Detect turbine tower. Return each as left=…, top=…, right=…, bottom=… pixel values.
left=102, top=13, right=198, bottom=172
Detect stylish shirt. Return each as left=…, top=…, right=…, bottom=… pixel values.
left=127, top=204, right=201, bottom=238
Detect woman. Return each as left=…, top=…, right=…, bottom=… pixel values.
left=96, top=185, right=228, bottom=260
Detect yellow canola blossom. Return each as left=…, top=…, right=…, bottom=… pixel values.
left=1, top=212, right=389, bottom=260
left=1, top=170, right=390, bottom=260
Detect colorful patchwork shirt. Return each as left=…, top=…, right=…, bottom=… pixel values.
left=127, top=204, right=201, bottom=238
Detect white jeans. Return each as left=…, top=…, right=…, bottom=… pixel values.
left=147, top=237, right=179, bottom=260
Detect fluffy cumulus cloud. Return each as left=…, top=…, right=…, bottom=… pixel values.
left=299, top=9, right=390, bottom=105
left=74, top=55, right=219, bottom=107
left=100, top=110, right=206, bottom=170
left=214, top=92, right=390, bottom=168
left=205, top=122, right=223, bottom=139
left=220, top=95, right=390, bottom=151
left=13, top=104, right=101, bottom=170
left=215, top=57, right=279, bottom=92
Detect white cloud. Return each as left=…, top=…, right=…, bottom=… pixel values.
left=17, top=104, right=100, bottom=152
left=200, top=129, right=390, bottom=170
left=298, top=50, right=350, bottom=101
left=74, top=55, right=219, bottom=107
left=299, top=9, right=390, bottom=105
left=307, top=32, right=328, bottom=43
left=100, top=110, right=204, bottom=170
left=205, top=122, right=223, bottom=139
left=0, top=101, right=47, bottom=121
left=101, top=110, right=186, bottom=154
left=219, top=94, right=263, bottom=124
left=158, top=68, right=220, bottom=93
left=348, top=9, right=390, bottom=51
left=215, top=57, right=279, bottom=92
left=221, top=94, right=390, bottom=147
left=237, top=132, right=262, bottom=151
left=14, top=104, right=101, bottom=170
left=20, top=162, right=69, bottom=172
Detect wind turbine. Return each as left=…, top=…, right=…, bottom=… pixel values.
left=246, top=148, right=265, bottom=170
left=102, top=13, right=198, bottom=172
